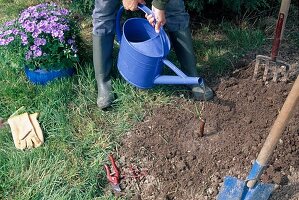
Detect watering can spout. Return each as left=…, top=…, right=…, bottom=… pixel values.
left=153, top=59, right=204, bottom=86
left=154, top=75, right=204, bottom=86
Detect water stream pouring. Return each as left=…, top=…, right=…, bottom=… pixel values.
left=116, top=4, right=206, bottom=89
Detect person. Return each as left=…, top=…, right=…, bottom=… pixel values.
left=92, top=0, right=214, bottom=109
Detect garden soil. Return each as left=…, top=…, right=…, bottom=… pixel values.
left=112, top=32, right=299, bottom=200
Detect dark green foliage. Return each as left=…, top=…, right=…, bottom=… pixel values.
left=185, top=0, right=206, bottom=13
left=68, top=0, right=279, bottom=19
left=72, top=0, right=94, bottom=15
left=185, top=0, right=278, bottom=16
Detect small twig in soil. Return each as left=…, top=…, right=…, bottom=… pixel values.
left=159, top=134, right=169, bottom=144
left=199, top=118, right=206, bottom=137
left=194, top=102, right=205, bottom=118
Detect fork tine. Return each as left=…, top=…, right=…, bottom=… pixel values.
left=273, top=64, right=278, bottom=82
left=253, top=58, right=261, bottom=80
left=263, top=59, right=270, bottom=81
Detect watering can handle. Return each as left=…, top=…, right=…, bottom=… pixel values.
left=136, top=4, right=170, bottom=56
left=116, top=4, right=153, bottom=44
left=116, top=3, right=169, bottom=57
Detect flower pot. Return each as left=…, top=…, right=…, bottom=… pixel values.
left=24, top=66, right=75, bottom=85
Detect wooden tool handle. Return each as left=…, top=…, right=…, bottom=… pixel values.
left=279, top=0, right=291, bottom=17
left=258, top=75, right=299, bottom=165
left=247, top=75, right=299, bottom=187
left=278, top=0, right=291, bottom=39
left=271, top=0, right=291, bottom=60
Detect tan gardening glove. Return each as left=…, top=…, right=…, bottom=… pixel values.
left=29, top=113, right=44, bottom=143
left=7, top=112, right=44, bottom=150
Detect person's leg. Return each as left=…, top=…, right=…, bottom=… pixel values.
left=92, top=0, right=119, bottom=109
left=165, top=0, right=214, bottom=101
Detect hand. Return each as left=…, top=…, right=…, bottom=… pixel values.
left=122, top=0, right=146, bottom=11
left=145, top=5, right=166, bottom=33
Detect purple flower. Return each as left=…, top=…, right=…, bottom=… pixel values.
left=32, top=29, right=42, bottom=38
left=49, top=16, right=59, bottom=22
left=30, top=45, right=38, bottom=51
left=59, top=18, right=69, bottom=24
left=22, top=39, right=28, bottom=45
left=5, top=20, right=15, bottom=27
left=34, top=37, right=46, bottom=46
left=52, top=11, right=61, bottom=16
left=0, top=36, right=14, bottom=45
left=7, top=36, right=14, bottom=43
left=19, top=11, right=30, bottom=22
left=26, top=6, right=35, bottom=12
left=22, top=20, right=36, bottom=32
left=59, top=9, right=69, bottom=16
left=20, top=32, right=28, bottom=45
left=12, top=29, right=20, bottom=35
left=41, top=22, right=53, bottom=34
left=67, top=39, right=74, bottom=45
left=58, top=24, right=69, bottom=31
left=37, top=20, right=48, bottom=30
left=1, top=2, right=79, bottom=68
left=0, top=39, right=5, bottom=45
left=18, top=18, right=25, bottom=24
left=59, top=36, right=65, bottom=43
left=32, top=11, right=40, bottom=19
left=51, top=30, right=63, bottom=38
left=38, top=10, right=48, bottom=18
left=3, top=30, right=12, bottom=36
left=33, top=48, right=42, bottom=57
left=25, top=50, right=33, bottom=60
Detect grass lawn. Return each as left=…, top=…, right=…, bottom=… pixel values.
left=0, top=1, right=266, bottom=199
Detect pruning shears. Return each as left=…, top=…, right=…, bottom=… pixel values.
left=104, top=154, right=121, bottom=192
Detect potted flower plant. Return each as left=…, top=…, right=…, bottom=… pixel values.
left=0, top=2, right=79, bottom=85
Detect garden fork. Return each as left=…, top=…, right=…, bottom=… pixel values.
left=253, top=0, right=291, bottom=82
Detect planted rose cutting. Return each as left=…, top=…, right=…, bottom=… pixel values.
left=0, top=2, right=79, bottom=71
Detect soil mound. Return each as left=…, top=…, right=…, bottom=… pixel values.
left=117, top=63, right=299, bottom=199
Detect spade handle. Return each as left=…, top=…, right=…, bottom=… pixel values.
left=247, top=75, right=299, bottom=188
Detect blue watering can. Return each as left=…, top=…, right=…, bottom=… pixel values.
left=116, top=4, right=205, bottom=89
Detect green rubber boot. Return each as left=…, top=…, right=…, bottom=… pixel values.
left=93, top=35, right=115, bottom=109
left=169, top=27, right=214, bottom=101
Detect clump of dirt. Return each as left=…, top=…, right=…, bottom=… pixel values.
left=115, top=60, right=299, bottom=200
